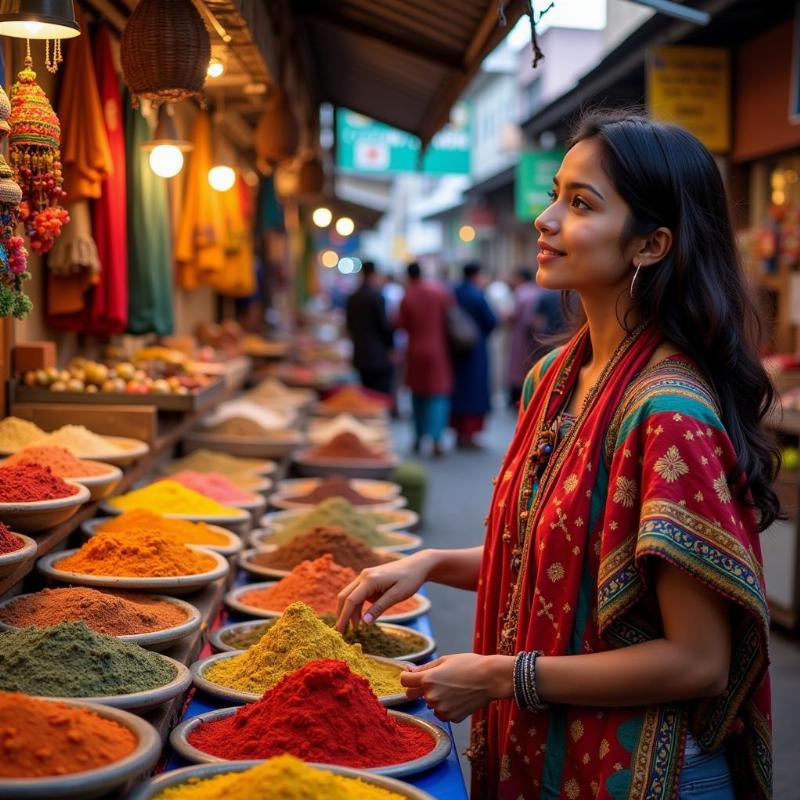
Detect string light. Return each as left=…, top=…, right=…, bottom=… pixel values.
left=312, top=207, right=333, bottom=227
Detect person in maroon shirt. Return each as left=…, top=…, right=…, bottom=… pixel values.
left=396, top=262, right=453, bottom=456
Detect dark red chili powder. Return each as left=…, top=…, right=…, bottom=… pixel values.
left=283, top=475, right=379, bottom=506
left=0, top=463, right=78, bottom=503
left=306, top=432, right=386, bottom=461
left=187, top=658, right=434, bottom=767
left=0, top=523, right=23, bottom=555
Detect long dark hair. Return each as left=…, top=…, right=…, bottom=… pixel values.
left=568, top=108, right=781, bottom=530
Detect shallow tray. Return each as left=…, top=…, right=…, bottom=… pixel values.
left=37, top=547, right=230, bottom=595
left=81, top=517, right=244, bottom=559
left=276, top=477, right=402, bottom=500
left=169, top=706, right=450, bottom=776
left=224, top=581, right=431, bottom=624
left=0, top=698, right=160, bottom=799
left=73, top=463, right=123, bottom=501
left=210, top=618, right=436, bottom=663
left=249, top=526, right=422, bottom=554
left=191, top=650, right=413, bottom=707
left=128, top=759, right=436, bottom=800
left=183, top=430, right=305, bottom=460
left=0, top=482, right=90, bottom=533
left=30, top=655, right=192, bottom=713
left=237, top=545, right=403, bottom=581
left=0, top=591, right=201, bottom=652
left=292, top=451, right=398, bottom=480
left=0, top=533, right=37, bottom=579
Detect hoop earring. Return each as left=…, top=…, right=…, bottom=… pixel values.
left=629, top=263, right=642, bottom=298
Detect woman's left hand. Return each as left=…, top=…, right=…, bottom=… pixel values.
left=400, top=653, right=515, bottom=723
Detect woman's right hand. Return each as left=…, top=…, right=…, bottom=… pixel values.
left=335, top=551, right=434, bottom=632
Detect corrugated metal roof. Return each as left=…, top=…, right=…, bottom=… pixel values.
left=292, top=0, right=528, bottom=145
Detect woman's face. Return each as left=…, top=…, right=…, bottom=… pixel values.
left=534, top=138, right=637, bottom=296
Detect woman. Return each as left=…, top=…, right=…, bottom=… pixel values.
left=337, top=110, right=775, bottom=799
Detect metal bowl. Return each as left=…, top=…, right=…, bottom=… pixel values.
left=80, top=517, right=244, bottom=559
left=191, top=651, right=413, bottom=707
left=0, top=698, right=160, bottom=799
left=0, top=482, right=91, bottom=533
left=0, top=591, right=201, bottom=652
left=128, top=759, right=437, bottom=800
left=210, top=618, right=436, bottom=663
left=224, top=581, right=431, bottom=624
left=37, top=547, right=230, bottom=595
left=26, top=655, right=192, bottom=714
left=0, top=533, right=37, bottom=579
left=169, top=705, right=451, bottom=776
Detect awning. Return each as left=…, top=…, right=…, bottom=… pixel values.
left=283, top=0, right=529, bottom=146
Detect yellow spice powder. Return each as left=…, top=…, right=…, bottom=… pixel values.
left=108, top=480, right=239, bottom=516
left=205, top=601, right=403, bottom=696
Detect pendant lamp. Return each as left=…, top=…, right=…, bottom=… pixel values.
left=0, top=0, right=80, bottom=39
left=141, top=105, right=192, bottom=179
left=255, top=88, right=299, bottom=167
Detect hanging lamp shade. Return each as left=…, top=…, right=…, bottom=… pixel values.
left=0, top=0, right=80, bottom=39
left=255, top=88, right=299, bottom=166
left=297, top=154, right=324, bottom=196
left=121, top=0, right=209, bottom=106
left=140, top=105, right=192, bottom=152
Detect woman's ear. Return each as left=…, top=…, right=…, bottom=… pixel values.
left=634, top=226, right=673, bottom=267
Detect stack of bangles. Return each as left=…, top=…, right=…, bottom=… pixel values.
left=513, top=650, right=548, bottom=712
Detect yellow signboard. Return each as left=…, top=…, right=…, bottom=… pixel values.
left=647, top=46, right=730, bottom=153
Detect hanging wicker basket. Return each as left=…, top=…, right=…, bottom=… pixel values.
left=121, top=0, right=210, bottom=106
left=297, top=155, right=324, bottom=196
left=255, top=88, right=299, bottom=165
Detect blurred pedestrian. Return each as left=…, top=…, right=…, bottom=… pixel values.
left=451, top=262, right=497, bottom=448
left=396, top=262, right=453, bottom=456
left=345, top=261, right=394, bottom=396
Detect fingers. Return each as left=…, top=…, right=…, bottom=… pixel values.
left=361, top=584, right=405, bottom=625
left=335, top=575, right=363, bottom=632
left=335, top=571, right=380, bottom=632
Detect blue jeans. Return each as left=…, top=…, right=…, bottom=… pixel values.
left=677, top=748, right=735, bottom=799
left=411, top=394, right=450, bottom=443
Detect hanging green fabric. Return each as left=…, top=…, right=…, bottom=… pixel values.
left=124, top=92, right=174, bottom=335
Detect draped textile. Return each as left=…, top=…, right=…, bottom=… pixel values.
left=471, top=324, right=771, bottom=800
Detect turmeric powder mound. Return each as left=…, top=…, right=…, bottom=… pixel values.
left=154, top=754, right=405, bottom=799
left=0, top=691, right=137, bottom=778
left=107, top=480, right=239, bottom=516
left=204, top=601, right=403, bottom=697
left=56, top=529, right=217, bottom=577
left=97, top=509, right=231, bottom=547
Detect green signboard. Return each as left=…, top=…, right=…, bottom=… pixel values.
left=336, top=108, right=470, bottom=175
left=515, top=150, right=565, bottom=221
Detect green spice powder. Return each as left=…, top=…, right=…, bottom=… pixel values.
left=0, top=621, right=176, bottom=697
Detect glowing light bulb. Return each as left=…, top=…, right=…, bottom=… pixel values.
left=207, top=58, right=224, bottom=78
left=149, top=145, right=184, bottom=178
left=23, top=21, right=43, bottom=34
left=459, top=225, right=476, bottom=242
left=312, top=207, right=332, bottom=227
left=320, top=249, right=338, bottom=268
left=209, top=166, right=236, bottom=192
left=335, top=216, right=355, bottom=236
left=338, top=257, right=355, bottom=274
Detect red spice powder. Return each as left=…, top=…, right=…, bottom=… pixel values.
left=0, top=463, right=78, bottom=503
left=306, top=432, right=387, bottom=461
left=320, top=386, right=389, bottom=414
left=187, top=658, right=434, bottom=766
left=0, top=523, right=23, bottom=555
left=283, top=475, right=377, bottom=506
left=240, top=554, right=419, bottom=617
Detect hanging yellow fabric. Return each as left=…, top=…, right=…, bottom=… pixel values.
left=174, top=111, right=226, bottom=290
left=208, top=178, right=256, bottom=297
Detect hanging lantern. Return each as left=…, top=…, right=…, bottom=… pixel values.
left=297, top=154, right=324, bottom=196
left=0, top=0, right=80, bottom=39
left=255, top=88, right=299, bottom=166
left=121, top=0, right=209, bottom=106
left=9, top=57, right=69, bottom=254
left=0, top=85, right=30, bottom=319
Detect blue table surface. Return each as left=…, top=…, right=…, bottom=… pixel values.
left=161, top=575, right=468, bottom=799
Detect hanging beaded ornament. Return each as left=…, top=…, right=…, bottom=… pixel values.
left=0, top=84, right=30, bottom=319
left=9, top=54, right=69, bottom=254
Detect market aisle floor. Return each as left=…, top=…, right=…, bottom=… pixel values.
left=393, top=403, right=800, bottom=797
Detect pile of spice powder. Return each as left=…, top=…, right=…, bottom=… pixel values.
left=189, top=659, right=432, bottom=766
left=108, top=480, right=239, bottom=516
left=320, top=385, right=388, bottom=414
left=282, top=475, right=383, bottom=506
left=240, top=554, right=418, bottom=617
left=221, top=616, right=428, bottom=659
left=166, top=470, right=257, bottom=504
left=164, top=448, right=271, bottom=477
left=270, top=497, right=397, bottom=547
left=0, top=463, right=78, bottom=502
left=204, top=601, right=403, bottom=696
left=0, top=522, right=24, bottom=555
left=153, top=753, right=405, bottom=800
left=0, top=587, right=189, bottom=635
left=207, top=416, right=273, bottom=437
left=96, top=509, right=231, bottom=547
left=305, top=432, right=387, bottom=461
left=56, top=529, right=217, bottom=577
left=0, top=416, right=45, bottom=450
left=37, top=425, right=125, bottom=457
left=0, top=692, right=137, bottom=778
left=0, top=621, right=177, bottom=697
left=249, top=526, right=393, bottom=573
left=309, top=414, right=388, bottom=445
left=4, top=446, right=113, bottom=477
